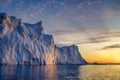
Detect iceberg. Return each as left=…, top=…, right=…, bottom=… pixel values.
left=0, top=13, right=87, bottom=65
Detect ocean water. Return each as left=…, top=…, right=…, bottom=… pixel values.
left=0, top=65, right=120, bottom=80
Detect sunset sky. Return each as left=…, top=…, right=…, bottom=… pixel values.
left=0, top=0, right=120, bottom=63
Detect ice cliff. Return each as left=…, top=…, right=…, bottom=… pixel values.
left=0, top=13, right=87, bottom=65
left=55, top=45, right=87, bottom=64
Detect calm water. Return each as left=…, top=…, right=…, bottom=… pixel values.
left=0, top=65, right=120, bottom=80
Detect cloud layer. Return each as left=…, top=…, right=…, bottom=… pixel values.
left=101, top=44, right=120, bottom=50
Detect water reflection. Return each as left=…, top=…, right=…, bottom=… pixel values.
left=79, top=65, right=120, bottom=80
left=0, top=65, right=57, bottom=80
left=56, top=65, right=80, bottom=80
left=1, top=65, right=120, bottom=80
left=0, top=65, right=81, bottom=80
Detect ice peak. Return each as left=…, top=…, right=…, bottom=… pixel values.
left=34, top=21, right=42, bottom=26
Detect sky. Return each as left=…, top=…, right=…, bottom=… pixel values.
left=0, top=0, right=120, bottom=63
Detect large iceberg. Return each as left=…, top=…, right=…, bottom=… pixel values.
left=0, top=13, right=87, bottom=65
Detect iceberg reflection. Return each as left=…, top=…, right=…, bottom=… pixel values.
left=0, top=65, right=57, bottom=80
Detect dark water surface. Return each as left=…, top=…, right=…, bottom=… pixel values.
left=0, top=65, right=120, bottom=80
